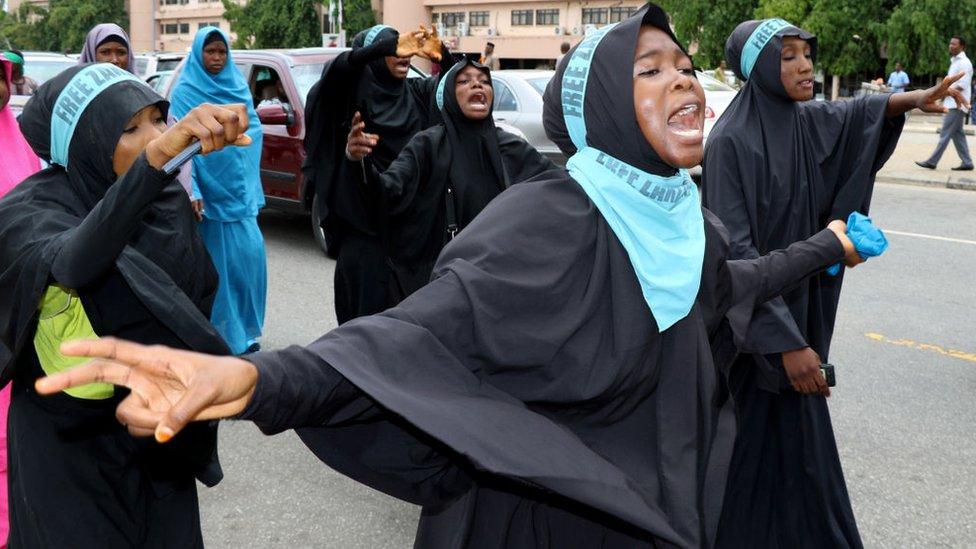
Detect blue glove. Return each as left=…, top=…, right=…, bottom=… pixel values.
left=827, top=211, right=888, bottom=276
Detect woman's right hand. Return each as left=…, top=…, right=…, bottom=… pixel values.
left=396, top=29, right=427, bottom=59
left=35, top=338, right=259, bottom=442
left=146, top=103, right=252, bottom=170
left=345, top=111, right=378, bottom=162
left=827, top=219, right=865, bottom=268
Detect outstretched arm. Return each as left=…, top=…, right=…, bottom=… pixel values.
left=886, top=71, right=969, bottom=117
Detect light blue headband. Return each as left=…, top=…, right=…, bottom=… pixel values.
left=739, top=18, right=792, bottom=79
left=364, top=25, right=393, bottom=47
left=561, top=23, right=617, bottom=151
left=50, top=63, right=142, bottom=167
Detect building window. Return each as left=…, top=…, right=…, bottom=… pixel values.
left=199, top=21, right=221, bottom=30
left=581, top=8, right=608, bottom=25
left=511, top=9, right=533, bottom=26
left=536, top=9, right=558, bottom=26
left=469, top=11, right=489, bottom=27
left=439, top=11, right=465, bottom=28
left=161, top=23, right=178, bottom=34
left=609, top=6, right=638, bottom=23
left=160, top=0, right=188, bottom=5
left=179, top=22, right=190, bottom=34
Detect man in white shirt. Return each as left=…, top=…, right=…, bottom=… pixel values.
left=887, top=62, right=910, bottom=93
left=917, top=35, right=973, bottom=170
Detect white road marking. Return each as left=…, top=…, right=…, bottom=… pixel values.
left=884, top=229, right=976, bottom=246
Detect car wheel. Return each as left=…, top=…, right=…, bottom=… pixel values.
left=311, top=193, right=331, bottom=257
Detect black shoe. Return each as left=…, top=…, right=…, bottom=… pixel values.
left=951, top=164, right=974, bottom=171
left=915, top=161, right=937, bottom=169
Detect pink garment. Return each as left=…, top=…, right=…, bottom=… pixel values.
left=1, top=58, right=41, bottom=197
left=0, top=58, right=39, bottom=548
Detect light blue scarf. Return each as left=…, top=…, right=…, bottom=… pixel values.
left=562, top=24, right=705, bottom=331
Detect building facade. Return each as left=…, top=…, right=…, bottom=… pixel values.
left=374, top=0, right=645, bottom=67
left=128, top=0, right=233, bottom=53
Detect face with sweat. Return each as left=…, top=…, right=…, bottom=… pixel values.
left=780, top=36, right=814, bottom=101
left=112, top=104, right=167, bottom=177
left=455, top=65, right=493, bottom=120
left=95, top=40, right=129, bottom=71
left=632, top=25, right=706, bottom=169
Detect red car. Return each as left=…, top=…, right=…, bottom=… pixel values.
left=164, top=48, right=429, bottom=255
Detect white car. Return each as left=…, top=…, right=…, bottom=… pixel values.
left=489, top=69, right=738, bottom=171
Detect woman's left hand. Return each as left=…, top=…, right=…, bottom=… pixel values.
left=419, top=26, right=443, bottom=62
left=915, top=72, right=970, bottom=114
left=191, top=199, right=204, bottom=221
left=146, top=103, right=252, bottom=170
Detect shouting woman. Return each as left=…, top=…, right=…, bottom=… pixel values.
left=37, top=5, right=864, bottom=547
left=346, top=58, right=555, bottom=300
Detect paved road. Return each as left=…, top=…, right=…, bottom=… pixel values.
left=199, top=183, right=976, bottom=547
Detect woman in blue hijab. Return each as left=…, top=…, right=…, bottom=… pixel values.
left=170, top=28, right=266, bottom=355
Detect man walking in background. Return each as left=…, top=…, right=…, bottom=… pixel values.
left=888, top=62, right=909, bottom=93
left=917, top=36, right=973, bottom=171
left=480, top=42, right=500, bottom=70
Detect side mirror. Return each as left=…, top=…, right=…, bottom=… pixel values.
left=257, top=102, right=295, bottom=126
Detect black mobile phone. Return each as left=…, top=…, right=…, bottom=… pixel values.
left=161, top=141, right=203, bottom=177
left=820, top=363, right=836, bottom=387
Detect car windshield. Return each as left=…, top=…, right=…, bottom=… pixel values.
left=527, top=76, right=552, bottom=96
left=24, top=58, right=76, bottom=87
left=290, top=62, right=327, bottom=106
left=157, top=58, right=182, bottom=72
left=695, top=71, right=736, bottom=92
left=133, top=58, right=149, bottom=77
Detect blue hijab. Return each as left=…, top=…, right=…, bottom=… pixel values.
left=543, top=5, right=705, bottom=332
left=170, top=27, right=263, bottom=221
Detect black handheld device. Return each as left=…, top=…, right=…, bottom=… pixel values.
left=161, top=141, right=203, bottom=177
left=820, top=363, right=836, bottom=387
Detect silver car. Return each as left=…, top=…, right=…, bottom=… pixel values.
left=489, top=69, right=738, bottom=170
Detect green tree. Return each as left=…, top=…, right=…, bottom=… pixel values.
left=885, top=0, right=976, bottom=76
left=0, top=0, right=124, bottom=52
left=336, top=0, right=376, bottom=40
left=222, top=0, right=320, bottom=49
left=657, top=0, right=758, bottom=68
left=754, top=0, right=811, bottom=24
left=804, top=0, right=889, bottom=77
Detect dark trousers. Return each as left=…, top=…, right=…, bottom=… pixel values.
left=926, top=108, right=973, bottom=166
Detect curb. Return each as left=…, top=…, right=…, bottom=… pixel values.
left=903, top=124, right=976, bottom=136
left=876, top=172, right=976, bottom=191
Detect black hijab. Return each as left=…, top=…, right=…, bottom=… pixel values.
left=353, top=25, right=426, bottom=168
left=0, top=64, right=228, bottom=383
left=544, top=4, right=685, bottom=178
left=701, top=20, right=903, bottom=361
left=378, top=58, right=555, bottom=297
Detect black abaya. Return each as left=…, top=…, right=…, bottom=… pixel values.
left=302, top=26, right=452, bottom=323
left=0, top=65, right=227, bottom=547
left=237, top=6, right=850, bottom=547
left=363, top=59, right=556, bottom=300
left=700, top=19, right=904, bottom=548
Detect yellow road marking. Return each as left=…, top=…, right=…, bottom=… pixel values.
left=865, top=332, right=976, bottom=363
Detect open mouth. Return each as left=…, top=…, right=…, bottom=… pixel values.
left=467, top=91, right=489, bottom=111
left=667, top=102, right=703, bottom=139
left=797, top=78, right=814, bottom=90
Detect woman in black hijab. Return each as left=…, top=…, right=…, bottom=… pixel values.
left=346, top=58, right=556, bottom=300
left=38, top=6, right=861, bottom=547
left=304, top=25, right=453, bottom=323
left=0, top=63, right=250, bottom=547
left=700, top=19, right=965, bottom=548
